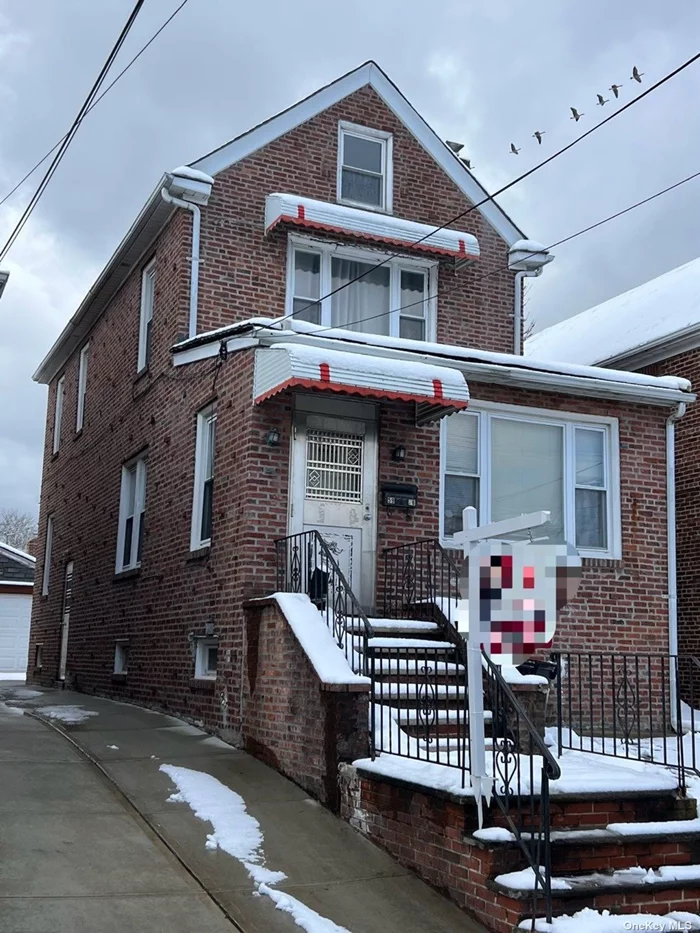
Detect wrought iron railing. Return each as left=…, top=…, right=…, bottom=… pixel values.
left=382, top=538, right=462, bottom=647
left=369, top=645, right=470, bottom=781
left=275, top=530, right=374, bottom=674
left=551, top=651, right=700, bottom=793
left=483, top=650, right=560, bottom=926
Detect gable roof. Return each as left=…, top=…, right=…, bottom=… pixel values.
left=526, top=256, right=700, bottom=369
left=34, top=60, right=525, bottom=386
left=191, top=61, right=524, bottom=245
left=0, top=541, right=35, bottom=585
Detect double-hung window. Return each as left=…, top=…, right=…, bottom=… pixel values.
left=288, top=237, right=435, bottom=340
left=116, top=457, right=147, bottom=572
left=441, top=405, right=619, bottom=557
left=52, top=375, right=65, bottom=454
left=191, top=406, right=216, bottom=550
left=137, top=258, right=156, bottom=372
left=76, top=343, right=89, bottom=431
left=338, top=122, right=392, bottom=211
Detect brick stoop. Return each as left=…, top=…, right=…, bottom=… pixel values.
left=340, top=764, right=700, bottom=933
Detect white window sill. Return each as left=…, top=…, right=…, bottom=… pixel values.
left=336, top=196, right=391, bottom=215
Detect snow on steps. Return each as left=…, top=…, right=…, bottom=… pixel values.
left=353, top=618, right=441, bottom=634
left=364, top=637, right=454, bottom=650
left=397, top=708, right=491, bottom=725
left=495, top=863, right=700, bottom=896
left=373, top=682, right=466, bottom=699
left=519, top=909, right=700, bottom=932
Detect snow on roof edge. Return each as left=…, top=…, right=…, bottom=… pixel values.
left=0, top=541, right=36, bottom=564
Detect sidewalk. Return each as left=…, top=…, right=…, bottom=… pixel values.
left=0, top=682, right=485, bottom=933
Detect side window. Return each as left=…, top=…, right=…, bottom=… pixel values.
left=137, top=259, right=156, bottom=372
left=191, top=405, right=216, bottom=550
left=116, top=457, right=147, bottom=572
left=52, top=375, right=65, bottom=454
left=76, top=343, right=89, bottom=431
left=338, top=123, right=392, bottom=211
left=41, top=515, right=54, bottom=596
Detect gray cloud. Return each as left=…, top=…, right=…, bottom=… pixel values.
left=1, top=0, right=699, bottom=515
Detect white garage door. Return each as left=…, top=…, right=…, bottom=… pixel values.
left=0, top=593, right=31, bottom=674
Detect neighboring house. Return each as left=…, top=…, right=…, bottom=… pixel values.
left=527, top=256, right=700, bottom=660
left=0, top=541, right=35, bottom=677
left=26, top=60, right=699, bottom=932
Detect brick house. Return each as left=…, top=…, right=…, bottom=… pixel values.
left=26, top=62, right=700, bottom=930
left=527, top=256, right=700, bottom=662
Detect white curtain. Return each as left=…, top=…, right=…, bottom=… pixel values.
left=331, top=258, right=390, bottom=334
left=491, top=419, right=565, bottom=541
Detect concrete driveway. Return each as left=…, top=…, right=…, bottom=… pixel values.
left=0, top=682, right=485, bottom=933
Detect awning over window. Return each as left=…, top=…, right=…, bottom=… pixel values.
left=264, top=193, right=480, bottom=260
left=253, top=343, right=469, bottom=420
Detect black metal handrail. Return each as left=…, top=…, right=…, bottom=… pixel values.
left=551, top=651, right=700, bottom=794
left=482, top=650, right=559, bottom=926
left=382, top=538, right=463, bottom=651
left=275, top=530, right=374, bottom=674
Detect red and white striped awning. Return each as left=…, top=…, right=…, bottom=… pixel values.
left=253, top=344, right=469, bottom=419
left=265, top=193, right=480, bottom=260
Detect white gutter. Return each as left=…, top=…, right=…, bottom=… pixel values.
left=667, top=401, right=687, bottom=730
left=513, top=268, right=542, bottom=355
left=160, top=187, right=201, bottom=340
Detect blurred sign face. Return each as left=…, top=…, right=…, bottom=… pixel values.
left=463, top=540, right=582, bottom=665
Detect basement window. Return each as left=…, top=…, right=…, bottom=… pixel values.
left=195, top=638, right=218, bottom=680
left=114, top=641, right=129, bottom=674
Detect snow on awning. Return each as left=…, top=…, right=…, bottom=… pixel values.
left=253, top=344, right=469, bottom=419
left=264, top=193, right=480, bottom=260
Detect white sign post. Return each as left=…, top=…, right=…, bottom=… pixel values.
left=453, top=505, right=551, bottom=824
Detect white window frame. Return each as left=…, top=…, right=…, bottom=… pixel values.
left=439, top=401, right=621, bottom=559
left=137, top=258, right=156, bottom=372
left=76, top=343, right=89, bottom=432
left=42, top=515, right=54, bottom=596
left=116, top=457, right=147, bottom=573
left=286, top=234, right=437, bottom=341
left=114, top=641, right=129, bottom=674
left=195, top=637, right=218, bottom=680
left=337, top=121, right=393, bottom=213
left=190, top=405, right=217, bottom=551
left=52, top=375, right=65, bottom=454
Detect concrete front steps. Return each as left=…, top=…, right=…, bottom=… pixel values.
left=474, top=789, right=700, bottom=926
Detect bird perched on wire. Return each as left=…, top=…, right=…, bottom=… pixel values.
left=596, top=93, right=608, bottom=106
left=631, top=66, right=644, bottom=83
left=459, top=156, right=473, bottom=169
left=610, top=84, right=622, bottom=98
left=532, top=131, right=545, bottom=145
left=510, top=142, right=521, bottom=155
left=570, top=107, right=584, bottom=122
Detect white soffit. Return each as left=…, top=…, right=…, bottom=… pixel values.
left=191, top=61, right=523, bottom=246
left=253, top=343, right=470, bottom=412
left=265, top=194, right=480, bottom=259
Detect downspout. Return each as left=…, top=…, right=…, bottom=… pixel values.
left=513, top=268, right=542, bottom=355
left=160, top=187, right=201, bottom=340
left=667, top=400, right=687, bottom=729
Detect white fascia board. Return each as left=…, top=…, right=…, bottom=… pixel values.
left=172, top=335, right=259, bottom=366
left=600, top=324, right=700, bottom=372
left=191, top=61, right=524, bottom=246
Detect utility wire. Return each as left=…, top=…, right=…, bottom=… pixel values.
left=0, top=0, right=148, bottom=262
left=281, top=49, right=700, bottom=326
left=288, top=166, right=700, bottom=338
left=0, top=0, right=191, bottom=211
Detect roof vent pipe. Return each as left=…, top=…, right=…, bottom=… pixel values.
left=161, top=168, right=213, bottom=340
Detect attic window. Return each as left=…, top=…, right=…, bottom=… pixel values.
left=338, top=122, right=392, bottom=212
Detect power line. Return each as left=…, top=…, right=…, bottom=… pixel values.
left=0, top=0, right=148, bottom=262
left=282, top=49, right=700, bottom=327
left=292, top=166, right=700, bottom=338
left=0, top=0, right=191, bottom=212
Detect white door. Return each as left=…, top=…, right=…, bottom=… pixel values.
left=58, top=561, right=73, bottom=681
left=0, top=594, right=31, bottom=674
left=290, top=412, right=378, bottom=608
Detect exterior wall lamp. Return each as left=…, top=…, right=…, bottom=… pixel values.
left=265, top=428, right=281, bottom=447
left=392, top=445, right=407, bottom=463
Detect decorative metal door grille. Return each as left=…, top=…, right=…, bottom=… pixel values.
left=305, top=429, right=364, bottom=502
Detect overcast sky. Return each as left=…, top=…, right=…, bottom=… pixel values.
left=1, top=0, right=699, bottom=519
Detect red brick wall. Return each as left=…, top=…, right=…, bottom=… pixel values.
left=243, top=599, right=369, bottom=808
left=196, top=85, right=518, bottom=354
left=642, top=351, right=699, bottom=661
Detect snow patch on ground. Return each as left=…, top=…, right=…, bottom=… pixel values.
left=519, top=908, right=700, bottom=932
left=0, top=701, right=24, bottom=716
left=36, top=706, right=98, bottom=724
left=107, top=744, right=119, bottom=750
left=11, top=688, right=43, bottom=698
left=161, top=764, right=355, bottom=932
